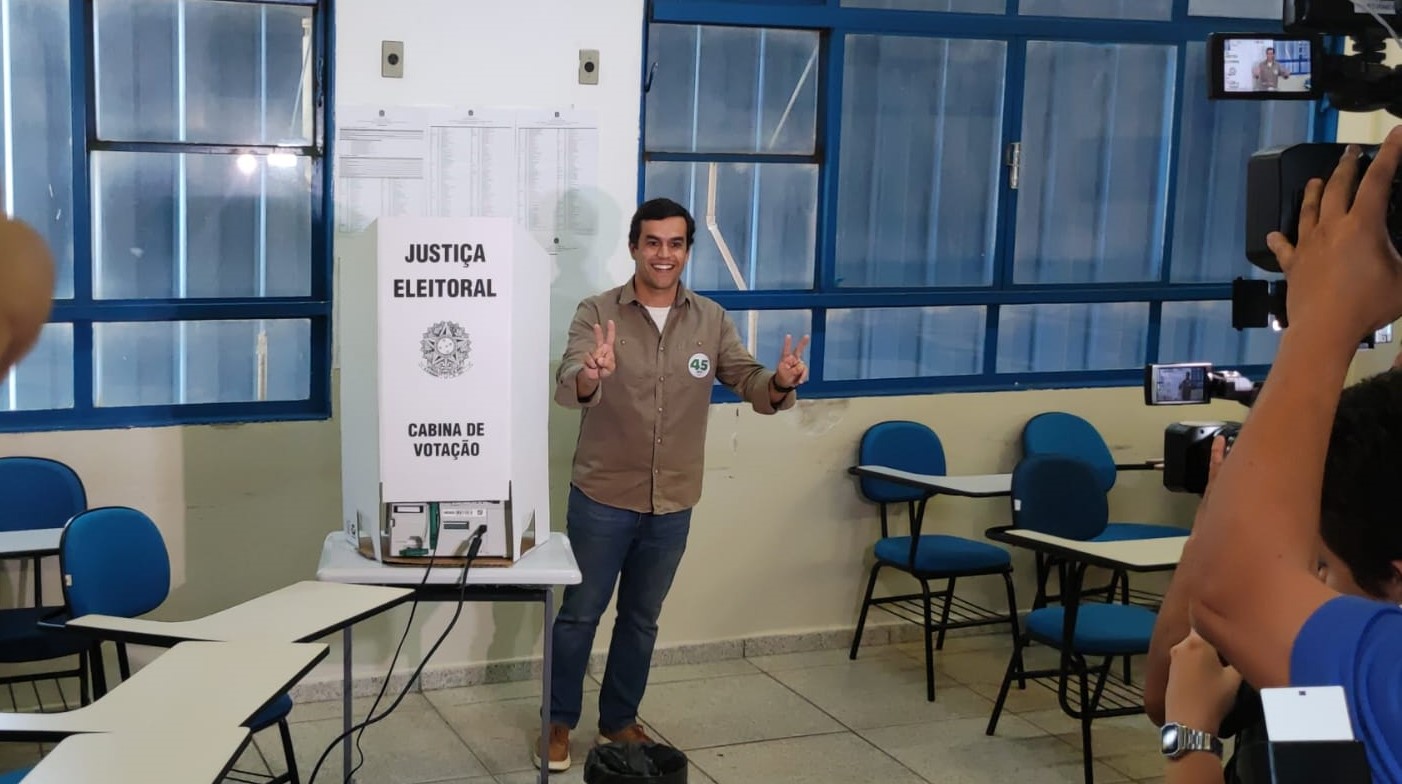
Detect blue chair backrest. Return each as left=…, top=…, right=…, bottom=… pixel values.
left=60, top=507, right=170, bottom=619
left=858, top=421, right=947, bottom=504
left=0, top=457, right=86, bottom=533
left=1021, top=412, right=1117, bottom=493
left=1011, top=454, right=1108, bottom=540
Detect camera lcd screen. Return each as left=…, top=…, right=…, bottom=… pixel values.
left=1147, top=363, right=1212, bottom=406
left=1208, top=34, right=1320, bottom=100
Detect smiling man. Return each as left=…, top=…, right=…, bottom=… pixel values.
left=534, top=197, right=810, bottom=772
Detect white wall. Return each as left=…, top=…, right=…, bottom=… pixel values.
left=6, top=0, right=1402, bottom=694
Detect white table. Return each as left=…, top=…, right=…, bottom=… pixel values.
left=986, top=527, right=1184, bottom=573
left=0, top=529, right=64, bottom=605
left=0, top=640, right=329, bottom=739
left=316, top=531, right=582, bottom=784
left=66, top=581, right=413, bottom=646
left=0, top=530, right=62, bottom=559
left=56, top=580, right=409, bottom=706
left=20, top=725, right=251, bottom=784
left=849, top=465, right=1013, bottom=498
left=0, top=640, right=326, bottom=783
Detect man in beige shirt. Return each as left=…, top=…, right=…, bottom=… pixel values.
left=534, top=198, right=808, bottom=772
left=1252, top=47, right=1290, bottom=91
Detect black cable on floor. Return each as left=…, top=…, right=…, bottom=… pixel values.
left=305, top=526, right=487, bottom=784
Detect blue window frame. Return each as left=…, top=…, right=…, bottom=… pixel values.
left=641, top=0, right=1328, bottom=401
left=0, top=0, right=332, bottom=432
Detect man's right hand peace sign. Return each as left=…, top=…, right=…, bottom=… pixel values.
left=581, top=320, right=617, bottom=382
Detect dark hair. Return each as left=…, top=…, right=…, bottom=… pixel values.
left=1321, top=368, right=1402, bottom=596
left=628, top=198, right=695, bottom=249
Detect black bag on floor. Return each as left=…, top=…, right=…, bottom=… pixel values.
left=583, top=742, right=688, bottom=784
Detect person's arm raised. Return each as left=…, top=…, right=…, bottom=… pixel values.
left=1147, top=437, right=1225, bottom=726
left=1184, top=133, right=1402, bottom=688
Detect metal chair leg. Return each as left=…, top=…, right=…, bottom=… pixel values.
left=1000, top=572, right=1025, bottom=689
left=920, top=578, right=936, bottom=702
left=279, top=718, right=300, bottom=784
left=1077, top=657, right=1096, bottom=784
left=850, top=563, right=882, bottom=660
left=986, top=635, right=1024, bottom=736
left=935, top=577, right=956, bottom=651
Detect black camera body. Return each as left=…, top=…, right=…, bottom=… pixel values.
left=1144, top=364, right=1258, bottom=494
left=1247, top=143, right=1402, bottom=273
left=1163, top=421, right=1241, bottom=495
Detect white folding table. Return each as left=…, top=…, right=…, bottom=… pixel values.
left=20, top=725, right=252, bottom=784
left=0, top=640, right=328, bottom=783
left=316, top=531, right=582, bottom=784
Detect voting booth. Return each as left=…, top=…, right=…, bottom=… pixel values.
left=339, top=216, right=550, bottom=565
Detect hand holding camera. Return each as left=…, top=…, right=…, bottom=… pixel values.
left=1265, top=130, right=1402, bottom=350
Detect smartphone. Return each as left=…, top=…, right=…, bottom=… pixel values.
left=1259, top=686, right=1372, bottom=783
left=1143, top=363, right=1212, bottom=406
left=1260, top=686, right=1356, bottom=742
left=1208, top=33, right=1323, bottom=100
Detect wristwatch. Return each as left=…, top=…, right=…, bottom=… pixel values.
left=1160, top=722, right=1224, bottom=760
left=771, top=377, right=796, bottom=394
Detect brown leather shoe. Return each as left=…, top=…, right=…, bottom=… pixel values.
left=595, top=723, right=655, bottom=746
left=531, top=722, right=571, bottom=772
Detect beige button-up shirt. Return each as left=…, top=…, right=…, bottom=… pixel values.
left=554, top=281, right=795, bottom=514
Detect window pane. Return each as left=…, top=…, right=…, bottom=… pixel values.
left=725, top=310, right=812, bottom=378
left=1160, top=301, right=1280, bottom=366
left=1020, top=0, right=1170, bottom=20
left=1189, top=0, right=1282, bottom=17
left=0, top=324, right=73, bottom=411
left=644, top=25, right=818, bottom=155
left=1171, top=42, right=1311, bottom=283
left=842, top=0, right=1004, bottom=12
left=93, top=151, right=313, bottom=299
left=646, top=162, right=817, bottom=291
left=95, top=319, right=310, bottom=407
left=837, top=36, right=1005, bottom=288
left=997, top=302, right=1148, bottom=373
left=5, top=0, right=75, bottom=299
left=95, top=0, right=314, bottom=145
left=826, top=307, right=985, bottom=380
left=1015, top=42, right=1176, bottom=284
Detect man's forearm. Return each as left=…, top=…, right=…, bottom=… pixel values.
left=576, top=371, right=600, bottom=401
left=1184, top=326, right=1355, bottom=682
left=1165, top=754, right=1225, bottom=784
left=1146, top=569, right=1194, bottom=726
left=767, top=376, right=791, bottom=407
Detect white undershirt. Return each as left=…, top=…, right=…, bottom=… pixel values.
left=645, top=305, right=671, bottom=331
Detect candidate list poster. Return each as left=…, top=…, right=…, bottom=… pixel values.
left=375, top=217, right=514, bottom=504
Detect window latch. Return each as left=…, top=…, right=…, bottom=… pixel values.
left=1005, top=142, right=1021, bottom=190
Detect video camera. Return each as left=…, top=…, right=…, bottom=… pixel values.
left=1220, top=1, right=1402, bottom=287
left=1143, top=364, right=1259, bottom=494
left=1148, top=3, right=1402, bottom=495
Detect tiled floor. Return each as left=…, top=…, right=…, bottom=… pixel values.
left=0, top=635, right=1169, bottom=784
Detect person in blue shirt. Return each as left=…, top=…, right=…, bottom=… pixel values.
left=1150, top=364, right=1402, bottom=782
left=1181, top=128, right=1402, bottom=784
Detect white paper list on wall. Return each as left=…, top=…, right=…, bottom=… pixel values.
left=334, top=105, right=600, bottom=255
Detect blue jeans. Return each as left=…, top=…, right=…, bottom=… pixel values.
left=549, top=485, right=691, bottom=734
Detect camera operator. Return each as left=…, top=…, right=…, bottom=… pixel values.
left=1179, top=129, right=1402, bottom=784
left=1150, top=403, right=1402, bottom=782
